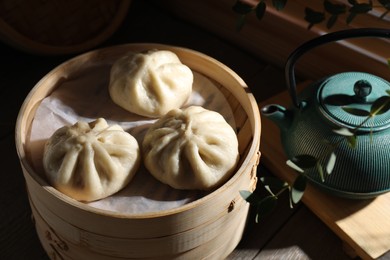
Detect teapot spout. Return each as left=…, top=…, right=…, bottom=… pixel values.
left=261, top=104, right=292, bottom=132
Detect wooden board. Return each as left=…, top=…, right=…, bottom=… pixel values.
left=259, top=83, right=390, bottom=260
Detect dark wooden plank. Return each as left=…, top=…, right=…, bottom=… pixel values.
left=0, top=134, right=49, bottom=259
left=254, top=206, right=350, bottom=260
left=248, top=64, right=287, bottom=103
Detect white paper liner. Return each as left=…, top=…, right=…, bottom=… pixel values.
left=27, top=64, right=236, bottom=215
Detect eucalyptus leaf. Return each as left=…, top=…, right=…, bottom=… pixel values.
left=316, top=161, right=325, bottom=182
left=349, top=3, right=372, bottom=14
left=264, top=185, right=275, bottom=196
left=256, top=2, right=267, bottom=20
left=232, top=1, right=253, bottom=14
left=327, top=15, right=338, bottom=29
left=239, top=190, right=252, bottom=200
left=290, top=154, right=317, bottom=169
left=272, top=0, right=287, bottom=11
left=255, top=196, right=278, bottom=223
left=239, top=190, right=262, bottom=204
left=291, top=175, right=307, bottom=204
left=346, top=11, right=356, bottom=24
left=324, top=0, right=346, bottom=14
left=333, top=127, right=354, bottom=136
left=346, top=134, right=357, bottom=148
left=235, top=14, right=247, bottom=31
left=347, top=2, right=372, bottom=24
left=370, top=95, right=390, bottom=116
left=286, top=160, right=304, bottom=173
left=342, top=106, right=370, bottom=117
left=232, top=0, right=388, bottom=33
left=326, top=152, right=336, bottom=174
left=288, top=191, right=294, bottom=208
left=304, top=8, right=325, bottom=29
left=370, top=127, right=374, bottom=144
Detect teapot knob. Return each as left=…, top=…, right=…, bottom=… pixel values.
left=353, top=79, right=372, bottom=101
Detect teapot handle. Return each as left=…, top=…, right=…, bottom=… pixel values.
left=285, top=28, right=390, bottom=108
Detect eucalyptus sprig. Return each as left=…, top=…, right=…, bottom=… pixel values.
left=232, top=0, right=287, bottom=31
left=232, top=0, right=390, bottom=30
left=240, top=177, right=288, bottom=223
left=241, top=89, right=390, bottom=223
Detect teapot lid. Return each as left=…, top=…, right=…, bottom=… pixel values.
left=318, top=72, right=390, bottom=131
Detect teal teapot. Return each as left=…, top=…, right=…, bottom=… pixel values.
left=261, top=28, right=390, bottom=199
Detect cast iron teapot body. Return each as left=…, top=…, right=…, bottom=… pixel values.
left=261, top=28, right=390, bottom=199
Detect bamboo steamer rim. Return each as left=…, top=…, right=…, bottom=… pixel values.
left=15, top=43, right=261, bottom=219
left=0, top=0, right=131, bottom=55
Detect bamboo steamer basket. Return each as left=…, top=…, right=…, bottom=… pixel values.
left=15, top=43, right=261, bottom=259
left=0, top=0, right=130, bottom=55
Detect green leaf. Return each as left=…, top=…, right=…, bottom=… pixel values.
left=349, top=3, right=372, bottom=14
left=370, top=95, right=390, bottom=116
left=346, top=11, right=357, bottom=24
left=342, top=106, right=370, bottom=117
left=272, top=0, right=287, bottom=11
left=316, top=161, right=325, bottom=182
left=288, top=196, right=294, bottom=209
left=346, top=135, right=357, bottom=148
left=255, top=196, right=278, bottom=223
left=291, top=174, right=307, bottom=204
left=304, top=8, right=325, bottom=29
left=346, top=2, right=372, bottom=24
left=386, top=89, right=390, bottom=96
left=327, top=14, right=338, bottom=29
left=326, top=152, right=336, bottom=174
left=256, top=1, right=267, bottom=20
left=290, top=154, right=317, bottom=169
left=324, top=0, right=346, bottom=15
left=239, top=190, right=252, bottom=200
left=286, top=159, right=304, bottom=173
left=232, top=1, right=253, bottom=14
left=370, top=128, right=374, bottom=144
left=263, top=185, right=275, bottom=196
left=333, top=127, right=354, bottom=136
left=239, top=190, right=262, bottom=204
left=235, top=14, right=247, bottom=31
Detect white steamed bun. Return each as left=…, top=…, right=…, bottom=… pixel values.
left=43, top=118, right=141, bottom=202
left=142, top=106, right=239, bottom=190
left=109, top=49, right=193, bottom=118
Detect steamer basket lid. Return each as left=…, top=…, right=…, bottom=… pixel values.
left=0, top=0, right=131, bottom=55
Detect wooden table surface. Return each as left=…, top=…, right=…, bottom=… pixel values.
left=1, top=1, right=388, bottom=259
